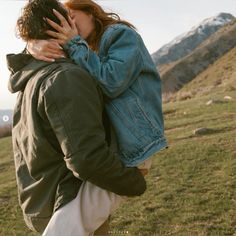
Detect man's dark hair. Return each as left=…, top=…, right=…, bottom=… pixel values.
left=16, top=0, right=68, bottom=41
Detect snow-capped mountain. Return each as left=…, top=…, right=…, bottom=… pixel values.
left=161, top=19, right=236, bottom=94
left=152, top=13, right=235, bottom=65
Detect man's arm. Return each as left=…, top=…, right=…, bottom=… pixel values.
left=38, top=64, right=146, bottom=196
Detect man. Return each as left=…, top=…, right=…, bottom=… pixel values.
left=7, top=0, right=146, bottom=235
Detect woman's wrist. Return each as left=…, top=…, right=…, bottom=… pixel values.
left=63, top=35, right=88, bottom=51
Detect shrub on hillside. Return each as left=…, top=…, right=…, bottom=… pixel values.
left=224, top=85, right=236, bottom=92
left=0, top=125, right=12, bottom=138
left=177, top=91, right=194, bottom=101
left=162, top=92, right=177, bottom=103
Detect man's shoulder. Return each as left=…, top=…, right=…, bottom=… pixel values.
left=37, top=59, right=104, bottom=112
left=53, top=59, right=89, bottom=76
left=40, top=60, right=95, bottom=92
left=38, top=60, right=102, bottom=106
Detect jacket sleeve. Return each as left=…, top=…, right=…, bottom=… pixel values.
left=63, top=26, right=144, bottom=98
left=39, top=66, right=146, bottom=196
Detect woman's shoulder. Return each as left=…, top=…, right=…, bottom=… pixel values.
left=101, top=23, right=138, bottom=46
left=106, top=23, right=131, bottom=30
left=103, top=23, right=137, bottom=38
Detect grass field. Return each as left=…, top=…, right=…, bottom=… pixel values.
left=0, top=89, right=235, bottom=236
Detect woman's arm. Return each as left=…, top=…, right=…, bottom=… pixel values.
left=30, top=10, right=144, bottom=98
left=63, top=26, right=144, bottom=98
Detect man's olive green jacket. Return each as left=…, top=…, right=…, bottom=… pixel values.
left=7, top=54, right=146, bottom=233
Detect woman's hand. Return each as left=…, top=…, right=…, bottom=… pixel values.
left=139, top=169, right=149, bottom=176
left=46, top=9, right=78, bottom=45
left=27, top=39, right=65, bottom=62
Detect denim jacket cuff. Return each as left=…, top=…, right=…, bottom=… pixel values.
left=63, top=35, right=89, bottom=52
left=63, top=36, right=90, bottom=62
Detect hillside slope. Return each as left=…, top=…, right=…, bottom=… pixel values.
left=161, top=20, right=236, bottom=94
left=174, top=45, right=236, bottom=100
left=162, top=41, right=236, bottom=103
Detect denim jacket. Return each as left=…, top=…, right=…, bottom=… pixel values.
left=64, top=24, right=167, bottom=166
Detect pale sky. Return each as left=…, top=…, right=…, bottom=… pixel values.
left=1, top=0, right=236, bottom=109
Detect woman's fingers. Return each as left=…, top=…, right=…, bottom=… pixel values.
left=46, top=48, right=64, bottom=57
left=48, top=39, right=63, bottom=50
left=34, top=49, right=65, bottom=62
left=45, top=10, right=78, bottom=44
left=44, top=43, right=65, bottom=57
left=53, top=9, right=70, bottom=28
left=27, top=39, right=65, bottom=62
left=46, top=30, right=74, bottom=45
left=46, top=30, right=66, bottom=41
left=37, top=55, right=56, bottom=63
left=43, top=51, right=65, bottom=60
left=139, top=169, right=149, bottom=176
left=44, top=40, right=66, bottom=58
left=45, top=17, right=64, bottom=34
left=46, top=30, right=59, bottom=39
left=68, top=15, right=77, bottom=31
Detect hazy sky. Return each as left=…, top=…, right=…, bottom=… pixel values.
left=1, top=0, right=236, bottom=109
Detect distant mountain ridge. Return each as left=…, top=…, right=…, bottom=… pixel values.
left=161, top=19, right=236, bottom=94
left=0, top=110, right=13, bottom=127
left=152, top=13, right=235, bottom=65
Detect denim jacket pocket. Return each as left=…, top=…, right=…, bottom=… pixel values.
left=106, top=95, right=161, bottom=163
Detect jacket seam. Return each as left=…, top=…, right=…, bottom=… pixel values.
left=44, top=68, right=75, bottom=155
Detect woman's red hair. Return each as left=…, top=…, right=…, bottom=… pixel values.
left=64, top=0, right=135, bottom=51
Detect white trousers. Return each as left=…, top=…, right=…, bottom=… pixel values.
left=43, top=159, right=152, bottom=236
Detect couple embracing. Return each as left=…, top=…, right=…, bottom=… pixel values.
left=7, top=0, right=167, bottom=235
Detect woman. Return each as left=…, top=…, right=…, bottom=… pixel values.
left=28, top=0, right=167, bottom=167
left=28, top=0, right=167, bottom=234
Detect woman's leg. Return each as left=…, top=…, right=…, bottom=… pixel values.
left=43, top=181, right=124, bottom=236
left=94, top=219, right=110, bottom=236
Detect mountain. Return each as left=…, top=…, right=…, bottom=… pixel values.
left=160, top=19, right=236, bottom=94
left=152, top=13, right=235, bottom=66
left=163, top=44, right=236, bottom=103
left=0, top=109, right=13, bottom=127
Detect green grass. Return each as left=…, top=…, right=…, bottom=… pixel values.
left=0, top=137, right=38, bottom=236
left=110, top=90, right=236, bottom=236
left=0, top=90, right=235, bottom=235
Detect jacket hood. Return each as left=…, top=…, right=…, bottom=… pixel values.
left=7, top=53, right=51, bottom=93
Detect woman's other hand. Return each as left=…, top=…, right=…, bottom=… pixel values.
left=139, top=169, right=149, bottom=176
left=46, top=9, right=78, bottom=45
left=27, top=39, right=65, bottom=62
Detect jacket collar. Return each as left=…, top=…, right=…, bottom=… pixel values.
left=6, top=53, right=70, bottom=93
